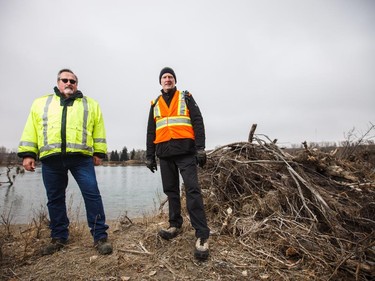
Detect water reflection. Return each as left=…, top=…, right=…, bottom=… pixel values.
left=0, top=166, right=163, bottom=224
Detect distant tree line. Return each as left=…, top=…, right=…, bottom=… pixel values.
left=106, top=147, right=146, bottom=162
left=0, top=146, right=18, bottom=165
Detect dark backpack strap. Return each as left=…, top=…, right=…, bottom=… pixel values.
left=181, top=90, right=191, bottom=104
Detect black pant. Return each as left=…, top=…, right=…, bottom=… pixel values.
left=159, top=154, right=210, bottom=239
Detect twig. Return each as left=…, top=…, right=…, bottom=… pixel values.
left=117, top=248, right=153, bottom=255
left=287, top=167, right=317, bottom=221
left=161, top=258, right=178, bottom=279
left=159, top=197, right=168, bottom=212
left=138, top=241, right=152, bottom=254
left=248, top=124, right=257, bottom=143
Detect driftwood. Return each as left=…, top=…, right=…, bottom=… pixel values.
left=197, top=126, right=375, bottom=280
left=0, top=165, right=23, bottom=187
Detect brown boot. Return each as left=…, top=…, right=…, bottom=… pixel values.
left=194, top=238, right=209, bottom=261
left=42, top=238, right=67, bottom=256
left=158, top=227, right=181, bottom=240
left=94, top=238, right=113, bottom=255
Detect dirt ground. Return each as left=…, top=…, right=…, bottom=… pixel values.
left=1, top=214, right=258, bottom=281
left=1, top=189, right=373, bottom=281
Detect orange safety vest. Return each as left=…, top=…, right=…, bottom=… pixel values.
left=152, top=90, right=195, bottom=144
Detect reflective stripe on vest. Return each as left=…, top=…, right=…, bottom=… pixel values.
left=156, top=115, right=192, bottom=129
left=18, top=141, right=38, bottom=149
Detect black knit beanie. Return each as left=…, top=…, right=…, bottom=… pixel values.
left=159, top=67, right=177, bottom=84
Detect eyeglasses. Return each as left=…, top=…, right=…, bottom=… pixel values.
left=59, top=78, right=77, bottom=84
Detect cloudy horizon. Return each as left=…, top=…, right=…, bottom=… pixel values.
left=1, top=0, right=374, bottom=152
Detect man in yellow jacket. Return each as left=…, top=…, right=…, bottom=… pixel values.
left=18, top=69, right=112, bottom=255
left=146, top=67, right=210, bottom=260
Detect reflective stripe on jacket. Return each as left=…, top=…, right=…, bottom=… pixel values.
left=18, top=93, right=107, bottom=159
left=152, top=90, right=195, bottom=144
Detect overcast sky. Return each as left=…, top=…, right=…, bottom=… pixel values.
left=1, top=0, right=374, bottom=152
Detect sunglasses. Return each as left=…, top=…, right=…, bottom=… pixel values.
left=59, top=78, right=77, bottom=84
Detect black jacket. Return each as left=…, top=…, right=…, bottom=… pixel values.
left=146, top=88, right=205, bottom=160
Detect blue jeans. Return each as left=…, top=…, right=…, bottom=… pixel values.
left=41, top=155, right=109, bottom=242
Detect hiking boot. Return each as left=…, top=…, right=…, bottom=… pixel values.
left=194, top=238, right=209, bottom=261
left=42, top=238, right=67, bottom=256
left=158, top=226, right=181, bottom=240
left=95, top=238, right=113, bottom=255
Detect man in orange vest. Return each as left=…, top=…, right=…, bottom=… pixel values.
left=146, top=67, right=210, bottom=260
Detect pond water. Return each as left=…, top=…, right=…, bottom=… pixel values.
left=0, top=166, right=164, bottom=224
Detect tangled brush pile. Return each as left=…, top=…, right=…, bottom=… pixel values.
left=199, top=126, right=374, bottom=280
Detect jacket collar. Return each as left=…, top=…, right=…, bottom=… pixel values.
left=160, top=87, right=177, bottom=106
left=54, top=86, right=83, bottom=106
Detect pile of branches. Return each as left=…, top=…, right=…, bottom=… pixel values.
left=199, top=125, right=375, bottom=280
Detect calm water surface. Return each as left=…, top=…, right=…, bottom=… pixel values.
left=0, top=166, right=163, bottom=224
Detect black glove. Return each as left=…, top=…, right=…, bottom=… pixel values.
left=196, top=150, right=207, bottom=168
left=145, top=158, right=157, bottom=173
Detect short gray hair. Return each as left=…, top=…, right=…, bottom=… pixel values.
left=57, top=68, right=78, bottom=82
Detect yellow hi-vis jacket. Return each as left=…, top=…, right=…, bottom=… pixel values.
left=18, top=93, right=107, bottom=160
left=152, top=90, right=195, bottom=144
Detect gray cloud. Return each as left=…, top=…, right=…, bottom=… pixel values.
left=1, top=0, right=374, bottom=151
